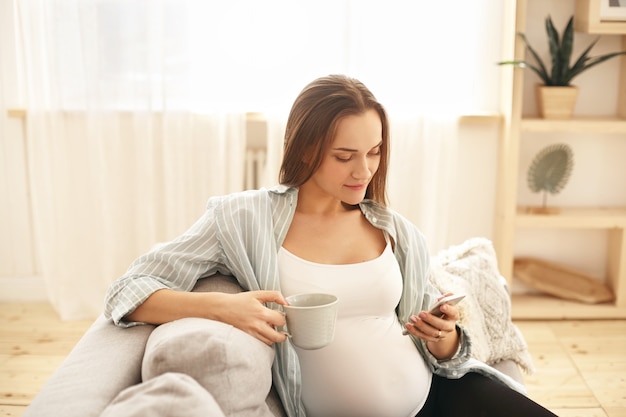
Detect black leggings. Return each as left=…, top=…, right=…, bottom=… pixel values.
left=416, top=373, right=558, bottom=417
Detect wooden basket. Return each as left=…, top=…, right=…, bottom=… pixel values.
left=513, top=257, right=614, bottom=304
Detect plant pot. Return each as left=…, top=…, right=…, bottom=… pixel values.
left=535, top=84, right=579, bottom=119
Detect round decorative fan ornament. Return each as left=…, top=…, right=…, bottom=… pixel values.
left=526, top=143, right=574, bottom=213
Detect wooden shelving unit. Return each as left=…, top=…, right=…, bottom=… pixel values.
left=495, top=0, right=626, bottom=319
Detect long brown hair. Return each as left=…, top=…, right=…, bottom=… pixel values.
left=279, top=75, right=389, bottom=205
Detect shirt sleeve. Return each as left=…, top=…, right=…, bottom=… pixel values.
left=103, top=198, right=227, bottom=327
left=418, top=323, right=473, bottom=378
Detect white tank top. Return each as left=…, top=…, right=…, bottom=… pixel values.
left=278, top=242, right=431, bottom=417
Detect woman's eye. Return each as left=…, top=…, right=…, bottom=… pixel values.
left=336, top=156, right=352, bottom=162
left=368, top=149, right=381, bottom=156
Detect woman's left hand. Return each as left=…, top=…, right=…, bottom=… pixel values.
left=404, top=293, right=461, bottom=360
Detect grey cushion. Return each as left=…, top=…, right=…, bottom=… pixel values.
left=192, top=275, right=287, bottom=415
left=142, top=317, right=276, bottom=417
left=101, top=372, right=225, bottom=417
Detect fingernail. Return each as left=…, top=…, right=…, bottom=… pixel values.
left=409, top=315, right=418, bottom=323
left=419, top=312, right=427, bottom=319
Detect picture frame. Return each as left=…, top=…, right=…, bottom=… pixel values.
left=601, top=0, right=626, bottom=21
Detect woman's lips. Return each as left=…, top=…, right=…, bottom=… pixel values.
left=345, top=184, right=366, bottom=191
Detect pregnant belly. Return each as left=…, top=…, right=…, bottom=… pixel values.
left=296, top=315, right=432, bottom=417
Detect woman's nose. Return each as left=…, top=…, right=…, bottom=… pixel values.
left=352, top=156, right=372, bottom=179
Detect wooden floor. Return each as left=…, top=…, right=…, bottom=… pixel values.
left=0, top=303, right=625, bottom=417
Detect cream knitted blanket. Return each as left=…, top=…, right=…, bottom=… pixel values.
left=430, top=238, right=535, bottom=374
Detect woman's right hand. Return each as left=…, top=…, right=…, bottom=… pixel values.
left=125, top=289, right=289, bottom=346
left=212, top=290, right=289, bottom=346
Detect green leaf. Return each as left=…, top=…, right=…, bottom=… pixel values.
left=527, top=144, right=574, bottom=195
left=497, top=60, right=551, bottom=84
left=565, top=51, right=626, bottom=84
left=559, top=17, right=575, bottom=84
left=569, top=38, right=600, bottom=75
left=517, top=33, right=551, bottom=83
left=545, top=16, right=562, bottom=84
left=525, top=63, right=553, bottom=84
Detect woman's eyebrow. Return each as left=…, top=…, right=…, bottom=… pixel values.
left=332, top=141, right=383, bottom=152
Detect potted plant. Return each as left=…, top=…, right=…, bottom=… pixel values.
left=499, top=15, right=626, bottom=119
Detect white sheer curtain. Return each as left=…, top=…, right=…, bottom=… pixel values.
left=260, top=114, right=287, bottom=189
left=13, top=1, right=247, bottom=319
left=24, top=111, right=245, bottom=319
left=6, top=0, right=504, bottom=319
left=387, top=116, right=459, bottom=253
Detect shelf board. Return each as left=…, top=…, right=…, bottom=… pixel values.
left=516, top=206, right=626, bottom=228
left=520, top=117, right=626, bottom=133
left=512, top=293, right=626, bottom=319
left=575, top=0, right=626, bottom=34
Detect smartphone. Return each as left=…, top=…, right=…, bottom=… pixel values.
left=428, top=293, right=466, bottom=317
left=402, top=293, right=466, bottom=335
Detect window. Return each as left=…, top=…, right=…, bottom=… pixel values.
left=16, top=0, right=503, bottom=114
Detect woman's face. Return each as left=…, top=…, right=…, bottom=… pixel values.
left=304, top=109, right=382, bottom=206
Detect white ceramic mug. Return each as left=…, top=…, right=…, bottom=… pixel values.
left=283, top=293, right=339, bottom=350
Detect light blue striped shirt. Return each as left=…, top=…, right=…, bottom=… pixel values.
left=104, top=185, right=524, bottom=417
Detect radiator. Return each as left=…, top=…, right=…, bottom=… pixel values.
left=245, top=148, right=267, bottom=190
